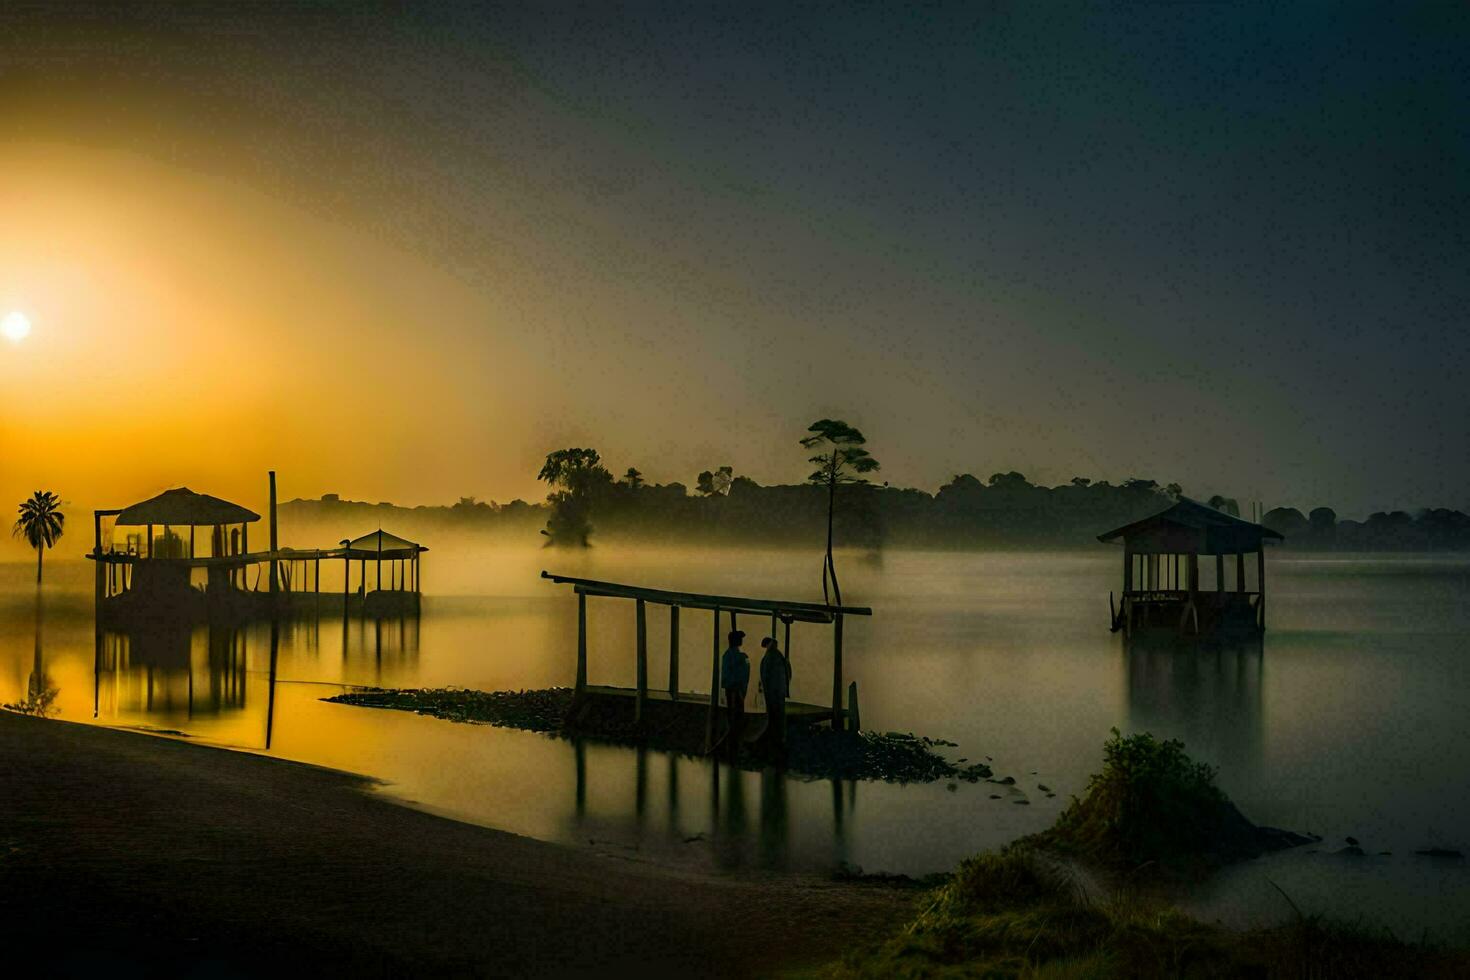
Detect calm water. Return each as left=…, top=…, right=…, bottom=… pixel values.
left=3, top=547, right=1468, bottom=939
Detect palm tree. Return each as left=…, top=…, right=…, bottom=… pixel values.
left=14, top=490, right=65, bottom=585
left=800, top=420, right=879, bottom=606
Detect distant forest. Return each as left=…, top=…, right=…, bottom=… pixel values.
left=283, top=464, right=1470, bottom=552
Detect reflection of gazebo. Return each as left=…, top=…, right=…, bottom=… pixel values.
left=340, top=530, right=426, bottom=599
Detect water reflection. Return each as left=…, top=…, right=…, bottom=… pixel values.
left=569, top=738, right=856, bottom=872
left=6, top=591, right=58, bottom=716
left=1123, top=632, right=1265, bottom=775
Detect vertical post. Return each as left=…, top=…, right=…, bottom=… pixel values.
left=706, top=607, right=721, bottom=752
left=575, top=592, right=588, bottom=695
left=147, top=523, right=153, bottom=559
left=314, top=558, right=321, bottom=594
left=635, top=598, right=648, bottom=724
left=1257, top=547, right=1266, bottom=631
left=1235, top=553, right=1246, bottom=592
left=847, top=680, right=861, bottom=733
left=268, top=471, right=279, bottom=599
left=831, top=613, right=844, bottom=732
left=1215, top=554, right=1225, bottom=593
left=1122, top=545, right=1133, bottom=593
left=668, top=605, right=680, bottom=698
left=190, top=525, right=195, bottom=559
left=343, top=555, right=351, bottom=610
left=375, top=530, right=382, bottom=596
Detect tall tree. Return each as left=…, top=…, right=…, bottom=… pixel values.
left=800, top=419, right=879, bottom=606
left=13, top=490, right=64, bottom=585
left=537, top=449, right=611, bottom=547
left=622, top=467, right=645, bottom=489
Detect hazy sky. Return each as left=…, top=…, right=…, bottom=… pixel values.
left=2, top=1, right=1467, bottom=548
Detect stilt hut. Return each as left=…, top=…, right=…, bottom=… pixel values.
left=340, top=529, right=426, bottom=615
left=541, top=571, right=872, bottom=754
left=96, top=488, right=261, bottom=605
left=1098, top=497, right=1282, bottom=636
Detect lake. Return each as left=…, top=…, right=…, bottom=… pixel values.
left=3, top=545, right=1468, bottom=940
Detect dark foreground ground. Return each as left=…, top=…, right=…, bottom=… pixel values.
left=0, top=712, right=909, bottom=978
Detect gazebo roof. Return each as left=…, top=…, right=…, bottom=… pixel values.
left=342, top=530, right=426, bottom=555
left=115, top=488, right=260, bottom=527
left=1097, top=497, right=1283, bottom=546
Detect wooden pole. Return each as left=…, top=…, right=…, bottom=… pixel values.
left=848, top=680, right=861, bottom=732
left=1216, top=554, right=1225, bottom=593
left=1122, top=545, right=1133, bottom=593
left=576, top=592, right=587, bottom=695
left=1257, top=547, right=1266, bottom=631
left=190, top=525, right=195, bottom=559
left=375, top=529, right=382, bottom=596
left=268, top=471, right=279, bottom=600
left=831, top=612, right=844, bottom=732
left=1235, top=553, right=1246, bottom=592
left=635, top=598, right=648, bottom=724
left=706, top=607, right=720, bottom=753
left=668, top=605, right=680, bottom=699
left=147, top=523, right=153, bottom=559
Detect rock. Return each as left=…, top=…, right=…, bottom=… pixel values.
left=1014, top=799, right=1030, bottom=805
left=1414, top=847, right=1464, bottom=859
left=989, top=794, right=1001, bottom=800
left=946, top=782, right=958, bottom=792
left=993, top=776, right=1016, bottom=785
left=1037, top=784, right=1051, bottom=793
left=1345, top=836, right=1359, bottom=846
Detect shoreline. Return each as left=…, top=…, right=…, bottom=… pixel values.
left=0, top=711, right=912, bottom=977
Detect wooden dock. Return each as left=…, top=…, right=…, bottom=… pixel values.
left=543, top=571, right=870, bottom=752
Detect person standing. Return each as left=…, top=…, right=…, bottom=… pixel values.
left=759, top=636, right=792, bottom=764
left=720, top=630, right=749, bottom=763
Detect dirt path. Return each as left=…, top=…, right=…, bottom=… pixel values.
left=0, top=712, right=910, bottom=977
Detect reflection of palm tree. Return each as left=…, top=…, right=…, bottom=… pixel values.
left=13, top=490, right=65, bottom=585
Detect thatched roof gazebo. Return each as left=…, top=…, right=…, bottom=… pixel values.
left=111, top=487, right=260, bottom=560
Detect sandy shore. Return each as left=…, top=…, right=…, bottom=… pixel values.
left=0, top=712, right=910, bottom=977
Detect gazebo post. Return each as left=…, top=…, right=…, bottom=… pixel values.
left=668, top=605, right=680, bottom=699
left=267, top=471, right=279, bottom=600
left=147, top=523, right=153, bottom=559
left=1235, top=552, right=1246, bottom=592
left=634, top=598, right=648, bottom=723
left=831, top=612, right=844, bottom=732
left=706, top=607, right=721, bottom=753
left=1216, top=554, right=1225, bottom=594
left=190, top=525, right=195, bottom=559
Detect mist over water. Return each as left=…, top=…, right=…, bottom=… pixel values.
left=3, top=539, right=1469, bottom=941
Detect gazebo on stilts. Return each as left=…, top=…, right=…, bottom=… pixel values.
left=1098, top=497, right=1283, bottom=637
left=541, top=571, right=872, bottom=754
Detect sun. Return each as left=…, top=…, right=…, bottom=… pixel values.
left=2, top=311, right=32, bottom=342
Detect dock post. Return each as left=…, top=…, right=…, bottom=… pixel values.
left=1216, top=554, right=1224, bottom=593
left=831, top=612, right=844, bottom=732
left=848, top=680, right=860, bottom=733
left=576, top=592, right=588, bottom=695
left=1235, top=553, right=1246, bottom=592
left=1256, top=547, right=1266, bottom=631
left=668, top=605, right=680, bottom=699
left=635, top=598, right=648, bottom=724
left=706, top=607, right=721, bottom=753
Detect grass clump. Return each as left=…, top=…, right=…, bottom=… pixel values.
left=1026, top=729, right=1306, bottom=876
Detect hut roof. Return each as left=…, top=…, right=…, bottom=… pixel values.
left=342, top=530, right=425, bottom=555
left=1097, top=497, right=1283, bottom=546
left=115, top=488, right=260, bottom=527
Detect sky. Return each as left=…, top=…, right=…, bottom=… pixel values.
left=2, top=1, right=1467, bottom=552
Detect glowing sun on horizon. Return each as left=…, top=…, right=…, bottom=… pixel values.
left=3, top=311, right=32, bottom=342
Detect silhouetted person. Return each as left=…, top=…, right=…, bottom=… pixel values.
left=720, top=630, right=749, bottom=763
left=759, top=636, right=792, bottom=764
